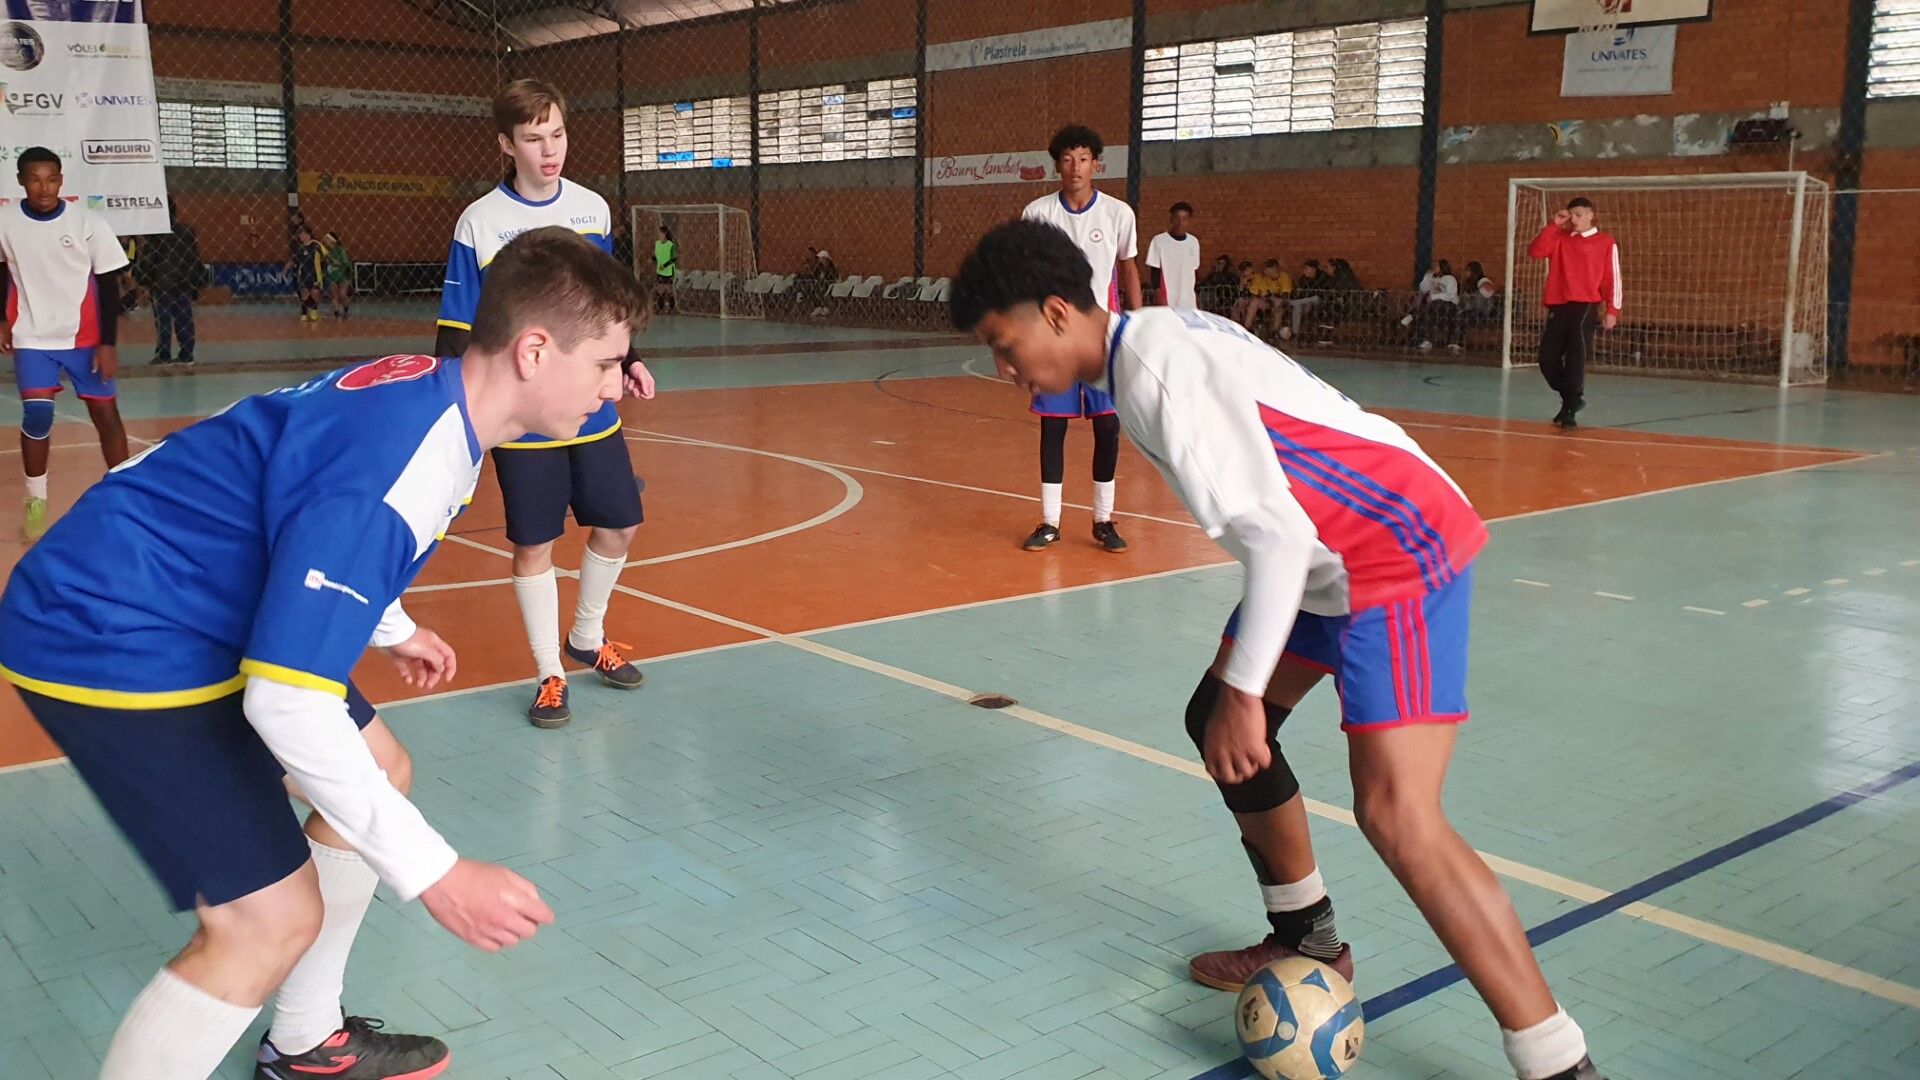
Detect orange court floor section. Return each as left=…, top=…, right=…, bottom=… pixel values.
left=0, top=375, right=1864, bottom=768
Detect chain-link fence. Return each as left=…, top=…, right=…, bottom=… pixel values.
left=23, top=1, right=1911, bottom=383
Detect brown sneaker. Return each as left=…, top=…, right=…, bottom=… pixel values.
left=1189, top=935, right=1354, bottom=991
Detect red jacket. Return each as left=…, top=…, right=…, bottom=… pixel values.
left=1528, top=224, right=1622, bottom=316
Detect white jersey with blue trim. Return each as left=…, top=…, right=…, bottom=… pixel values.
left=0, top=355, right=483, bottom=708
left=1022, top=189, right=1136, bottom=313
left=437, top=180, right=619, bottom=446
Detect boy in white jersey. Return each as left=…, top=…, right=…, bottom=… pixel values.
left=1145, top=201, right=1200, bottom=309
left=0, top=147, right=132, bottom=540
left=949, top=220, right=1607, bottom=1080
left=436, top=80, right=657, bottom=729
left=1016, top=124, right=1139, bottom=554
left=1, top=228, right=645, bottom=1080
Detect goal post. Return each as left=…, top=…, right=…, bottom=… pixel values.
left=1502, top=172, right=1831, bottom=387
left=630, top=203, right=764, bottom=320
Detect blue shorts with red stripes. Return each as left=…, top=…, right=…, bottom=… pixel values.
left=1030, top=382, right=1116, bottom=418
left=1223, top=562, right=1474, bottom=731
left=15, top=347, right=115, bottom=400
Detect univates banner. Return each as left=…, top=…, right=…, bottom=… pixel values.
left=0, top=0, right=169, bottom=235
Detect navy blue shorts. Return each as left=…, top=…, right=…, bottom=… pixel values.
left=491, top=430, right=645, bottom=546
left=18, top=683, right=377, bottom=910
left=1223, top=564, right=1475, bottom=732
left=1030, top=382, right=1116, bottom=418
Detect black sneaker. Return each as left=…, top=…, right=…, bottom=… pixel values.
left=564, top=638, right=644, bottom=689
left=528, top=675, right=571, bottom=729
left=1552, top=406, right=1576, bottom=429
left=1541, top=1057, right=1605, bottom=1080
left=1092, top=521, right=1128, bottom=553
left=1022, top=523, right=1061, bottom=551
left=255, top=1015, right=449, bottom=1080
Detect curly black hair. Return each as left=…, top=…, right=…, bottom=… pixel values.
left=948, top=219, right=1097, bottom=332
left=1047, top=124, right=1104, bottom=163
left=16, top=147, right=59, bottom=175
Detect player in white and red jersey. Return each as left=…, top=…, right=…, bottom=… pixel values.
left=947, top=219, right=1608, bottom=1080
left=0, top=147, right=132, bottom=540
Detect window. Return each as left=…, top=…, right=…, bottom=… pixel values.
left=1141, top=18, right=1425, bottom=142
left=758, top=77, right=917, bottom=164
left=623, top=96, right=752, bottom=171
left=1870, top=0, right=1920, bottom=99
left=158, top=102, right=287, bottom=169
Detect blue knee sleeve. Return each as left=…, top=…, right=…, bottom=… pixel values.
left=20, top=398, right=54, bottom=441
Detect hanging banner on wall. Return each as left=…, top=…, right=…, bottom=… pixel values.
left=299, top=172, right=458, bottom=199
left=0, top=1, right=168, bottom=235
left=1561, top=23, right=1676, bottom=97
left=926, top=146, right=1130, bottom=187
left=927, top=19, right=1133, bottom=73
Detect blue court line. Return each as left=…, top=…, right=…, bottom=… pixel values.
left=1186, top=756, right=1920, bottom=1080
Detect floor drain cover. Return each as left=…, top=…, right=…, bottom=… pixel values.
left=968, top=693, right=1018, bottom=710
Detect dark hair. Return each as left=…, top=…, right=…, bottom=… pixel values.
left=1436, top=259, right=1453, bottom=277
left=1170, top=201, right=1194, bottom=215
left=1048, top=124, right=1104, bottom=163
left=16, top=146, right=59, bottom=174
left=1466, top=260, right=1485, bottom=282
left=949, top=219, right=1096, bottom=332
left=1567, top=196, right=1593, bottom=210
left=470, top=226, right=650, bottom=352
left=659, top=225, right=673, bottom=241
left=1263, top=259, right=1280, bottom=270
left=494, top=78, right=566, bottom=137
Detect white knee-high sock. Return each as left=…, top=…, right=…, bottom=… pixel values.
left=1502, top=1008, right=1588, bottom=1080
left=1040, top=483, right=1063, bottom=528
left=1092, top=480, right=1116, bottom=524
left=24, top=473, right=47, bottom=500
left=267, top=841, right=378, bottom=1055
left=569, top=548, right=625, bottom=652
left=513, top=569, right=564, bottom=679
left=99, top=967, right=261, bottom=1080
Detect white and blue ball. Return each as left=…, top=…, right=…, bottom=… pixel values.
left=1234, top=956, right=1365, bottom=1080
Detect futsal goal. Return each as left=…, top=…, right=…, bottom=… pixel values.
left=1502, top=172, right=1831, bottom=386
left=631, top=203, right=764, bottom=320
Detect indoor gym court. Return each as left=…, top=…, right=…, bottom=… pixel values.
left=5, top=0, right=1920, bottom=1076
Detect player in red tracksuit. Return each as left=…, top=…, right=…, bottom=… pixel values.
left=1527, top=197, right=1621, bottom=429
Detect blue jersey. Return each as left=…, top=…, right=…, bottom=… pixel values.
left=0, top=355, right=483, bottom=708
left=437, top=180, right=620, bottom=448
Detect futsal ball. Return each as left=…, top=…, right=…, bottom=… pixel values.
left=1234, top=956, right=1365, bottom=1080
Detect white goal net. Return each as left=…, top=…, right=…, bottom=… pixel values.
left=631, top=203, right=764, bottom=320
left=1503, top=172, right=1830, bottom=386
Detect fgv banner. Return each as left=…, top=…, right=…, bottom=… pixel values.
left=0, top=0, right=169, bottom=234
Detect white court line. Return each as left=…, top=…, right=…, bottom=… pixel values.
left=1593, top=591, right=1634, bottom=602
left=438, top=529, right=1920, bottom=1012
left=1493, top=452, right=1890, bottom=525
left=1683, top=606, right=1726, bottom=616
left=1392, top=418, right=1861, bottom=457
left=619, top=433, right=864, bottom=568
left=960, top=355, right=1006, bottom=384
left=1513, top=579, right=1552, bottom=588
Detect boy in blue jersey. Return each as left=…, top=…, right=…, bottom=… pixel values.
left=0, top=227, right=649, bottom=1080
left=436, top=79, right=655, bottom=729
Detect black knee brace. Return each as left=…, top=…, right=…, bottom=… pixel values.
left=1184, top=672, right=1300, bottom=814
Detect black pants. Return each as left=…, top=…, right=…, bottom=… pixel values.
left=1538, top=302, right=1599, bottom=408
left=151, top=290, right=195, bottom=362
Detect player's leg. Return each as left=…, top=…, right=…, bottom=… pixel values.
left=58, top=346, right=131, bottom=467
left=266, top=687, right=451, bottom=1077
left=1187, top=609, right=1352, bottom=990
left=14, top=351, right=60, bottom=539
left=1024, top=405, right=1071, bottom=550
left=13, top=688, right=330, bottom=1078
left=151, top=291, right=175, bottom=365
left=1340, top=567, right=1599, bottom=1079
left=493, top=446, right=577, bottom=726
left=1087, top=393, right=1125, bottom=552
left=562, top=434, right=645, bottom=689
left=1537, top=305, right=1568, bottom=412
left=1562, top=302, right=1598, bottom=424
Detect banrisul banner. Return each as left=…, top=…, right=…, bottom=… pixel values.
left=1, top=0, right=169, bottom=235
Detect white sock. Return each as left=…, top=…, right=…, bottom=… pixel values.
left=513, top=569, right=564, bottom=679
left=1092, top=480, right=1116, bottom=524
left=1503, top=1007, right=1587, bottom=1080
left=268, top=841, right=377, bottom=1056
left=99, top=967, right=261, bottom=1080
left=568, top=548, right=625, bottom=652
left=1260, top=868, right=1327, bottom=913
left=1040, top=483, right=1063, bottom=528
left=24, top=473, right=47, bottom=501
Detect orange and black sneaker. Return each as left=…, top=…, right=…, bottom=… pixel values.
left=254, top=1015, right=449, bottom=1080
left=528, top=675, right=571, bottom=729
left=565, top=638, right=644, bottom=690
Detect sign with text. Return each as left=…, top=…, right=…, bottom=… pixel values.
left=926, top=146, right=1130, bottom=187
left=927, top=19, right=1132, bottom=73
left=1561, top=23, right=1676, bottom=96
